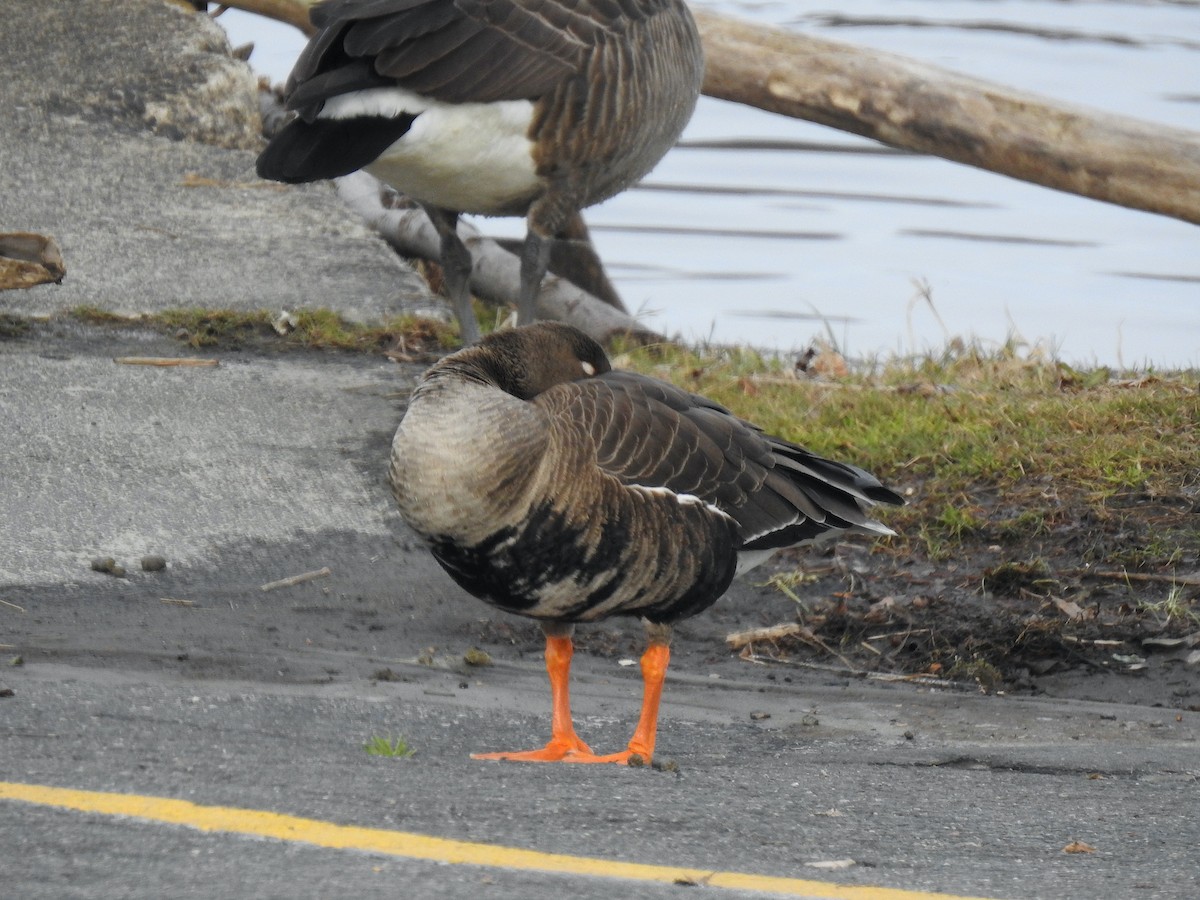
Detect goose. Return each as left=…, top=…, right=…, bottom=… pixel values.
left=389, top=323, right=905, bottom=764
left=256, top=0, right=705, bottom=343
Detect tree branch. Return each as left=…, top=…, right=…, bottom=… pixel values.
left=693, top=9, right=1200, bottom=226
left=334, top=173, right=662, bottom=345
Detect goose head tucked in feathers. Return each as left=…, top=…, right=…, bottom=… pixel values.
left=388, top=323, right=905, bottom=763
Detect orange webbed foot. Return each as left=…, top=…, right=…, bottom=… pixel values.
left=472, top=734, right=593, bottom=763
left=561, top=747, right=651, bottom=766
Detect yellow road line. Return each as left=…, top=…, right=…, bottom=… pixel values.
left=0, top=781, right=994, bottom=900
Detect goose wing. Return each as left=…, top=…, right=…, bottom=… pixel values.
left=537, top=370, right=903, bottom=550
left=286, top=0, right=673, bottom=115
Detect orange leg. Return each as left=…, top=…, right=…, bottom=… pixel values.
left=472, top=634, right=593, bottom=762
left=565, top=641, right=670, bottom=766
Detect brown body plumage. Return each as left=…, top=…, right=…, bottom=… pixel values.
left=257, top=0, right=705, bottom=342
left=389, top=324, right=904, bottom=763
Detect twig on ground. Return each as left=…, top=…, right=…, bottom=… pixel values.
left=260, top=566, right=332, bottom=592
left=114, top=357, right=220, bottom=367
left=737, top=651, right=966, bottom=689
left=1063, top=569, right=1200, bottom=587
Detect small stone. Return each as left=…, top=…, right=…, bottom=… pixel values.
left=750, top=710, right=771, bottom=721
left=141, top=555, right=167, bottom=572
left=90, top=557, right=126, bottom=577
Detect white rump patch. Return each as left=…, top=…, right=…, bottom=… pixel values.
left=735, top=548, right=777, bottom=577
left=321, top=88, right=539, bottom=214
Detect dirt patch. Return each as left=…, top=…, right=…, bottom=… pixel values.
left=455, top=514, right=1200, bottom=712
left=719, top=498, right=1200, bottom=711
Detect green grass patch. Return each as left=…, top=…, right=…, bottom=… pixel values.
left=156, top=308, right=274, bottom=346
left=1138, top=583, right=1200, bottom=628
left=66, top=306, right=460, bottom=353
left=0, top=313, right=32, bottom=337
left=363, top=735, right=416, bottom=758
left=69, top=305, right=130, bottom=325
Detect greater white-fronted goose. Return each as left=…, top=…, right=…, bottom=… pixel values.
left=389, top=323, right=905, bottom=764
left=256, top=0, right=705, bottom=343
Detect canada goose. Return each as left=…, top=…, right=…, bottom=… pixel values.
left=256, top=0, right=705, bottom=343
left=389, top=323, right=905, bottom=763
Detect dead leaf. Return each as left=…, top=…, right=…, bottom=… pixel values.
left=1051, top=596, right=1086, bottom=620
left=863, top=596, right=896, bottom=623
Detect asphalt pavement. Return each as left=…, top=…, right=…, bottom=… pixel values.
left=2, top=3, right=1198, bottom=899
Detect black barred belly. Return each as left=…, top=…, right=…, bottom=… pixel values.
left=427, top=498, right=739, bottom=625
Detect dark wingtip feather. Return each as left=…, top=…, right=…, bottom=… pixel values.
left=865, top=483, right=906, bottom=507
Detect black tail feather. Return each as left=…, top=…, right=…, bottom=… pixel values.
left=256, top=114, right=416, bottom=184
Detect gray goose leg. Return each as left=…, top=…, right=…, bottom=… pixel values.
left=517, top=227, right=553, bottom=326
left=519, top=188, right=580, bottom=326
left=423, top=205, right=481, bottom=344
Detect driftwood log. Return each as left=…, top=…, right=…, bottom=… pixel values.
left=692, top=10, right=1200, bottom=227
left=335, top=173, right=662, bottom=344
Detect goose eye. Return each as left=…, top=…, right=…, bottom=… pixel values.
left=581, top=361, right=596, bottom=377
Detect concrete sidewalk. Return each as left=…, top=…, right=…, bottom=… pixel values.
left=1, top=0, right=430, bottom=323
left=0, top=0, right=443, bottom=589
